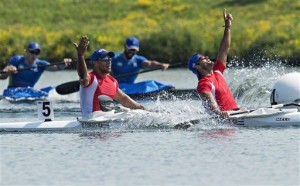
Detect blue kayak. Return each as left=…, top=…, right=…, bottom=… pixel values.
left=2, top=86, right=54, bottom=102
left=119, top=80, right=174, bottom=95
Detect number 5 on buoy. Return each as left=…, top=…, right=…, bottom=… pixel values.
left=37, top=101, right=54, bottom=121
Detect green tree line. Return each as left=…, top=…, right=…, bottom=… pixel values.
left=0, top=0, right=299, bottom=68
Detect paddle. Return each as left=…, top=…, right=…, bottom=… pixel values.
left=55, top=62, right=187, bottom=95
left=0, top=61, right=73, bottom=74
left=114, top=62, right=186, bottom=78
left=271, top=102, right=300, bottom=109
left=55, top=80, right=80, bottom=95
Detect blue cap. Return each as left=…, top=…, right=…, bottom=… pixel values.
left=188, top=53, right=202, bottom=79
left=27, top=42, right=41, bottom=51
left=125, top=37, right=139, bottom=51
left=90, top=49, right=115, bottom=63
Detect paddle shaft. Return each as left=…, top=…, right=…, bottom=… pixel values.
left=0, top=61, right=68, bottom=74
left=55, top=62, right=187, bottom=95
left=114, top=62, right=186, bottom=78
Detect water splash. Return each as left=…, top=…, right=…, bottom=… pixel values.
left=227, top=57, right=298, bottom=109
left=48, top=90, right=80, bottom=103
left=109, top=99, right=234, bottom=131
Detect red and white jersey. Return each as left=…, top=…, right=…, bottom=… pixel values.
left=197, top=60, right=238, bottom=111
left=80, top=71, right=118, bottom=118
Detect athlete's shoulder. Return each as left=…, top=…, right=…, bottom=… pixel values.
left=112, top=52, right=123, bottom=61
left=84, top=71, right=96, bottom=87
left=213, top=60, right=226, bottom=73
left=134, top=54, right=147, bottom=62
left=88, top=71, right=96, bottom=79
left=107, top=74, right=117, bottom=82
left=9, top=55, right=24, bottom=64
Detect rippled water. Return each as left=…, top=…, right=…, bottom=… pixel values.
left=0, top=63, right=299, bottom=185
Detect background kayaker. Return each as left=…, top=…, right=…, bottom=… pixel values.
left=0, top=42, right=72, bottom=87
left=111, top=36, right=170, bottom=84
left=188, top=9, right=245, bottom=118
left=74, top=36, right=145, bottom=118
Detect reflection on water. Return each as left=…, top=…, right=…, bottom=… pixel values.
left=203, top=129, right=237, bottom=139
left=80, top=131, right=123, bottom=140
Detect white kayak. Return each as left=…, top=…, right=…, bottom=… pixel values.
left=0, top=120, right=82, bottom=132
left=1, top=105, right=299, bottom=132
left=228, top=72, right=300, bottom=127
left=0, top=109, right=146, bottom=132
left=228, top=105, right=300, bottom=127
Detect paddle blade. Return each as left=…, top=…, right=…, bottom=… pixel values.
left=55, top=80, right=80, bottom=95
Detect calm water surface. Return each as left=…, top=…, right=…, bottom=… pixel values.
left=0, top=64, right=299, bottom=185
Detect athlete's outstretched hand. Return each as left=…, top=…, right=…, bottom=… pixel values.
left=74, top=36, right=89, bottom=56
left=223, top=8, right=233, bottom=27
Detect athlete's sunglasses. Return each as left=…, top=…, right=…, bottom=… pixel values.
left=199, top=56, right=209, bottom=61
left=196, top=56, right=209, bottom=66
left=99, top=57, right=112, bottom=62
left=29, top=50, right=40, bottom=55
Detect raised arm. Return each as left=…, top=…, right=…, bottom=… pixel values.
left=217, top=8, right=233, bottom=66
left=73, top=36, right=90, bottom=87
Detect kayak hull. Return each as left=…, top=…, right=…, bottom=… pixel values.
left=0, top=110, right=131, bottom=132
left=1, top=108, right=299, bottom=132
left=232, top=112, right=300, bottom=127
left=0, top=120, right=81, bottom=132
left=229, top=108, right=300, bottom=127
left=0, top=120, right=120, bottom=132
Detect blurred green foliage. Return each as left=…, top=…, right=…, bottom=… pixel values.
left=0, top=0, right=299, bottom=67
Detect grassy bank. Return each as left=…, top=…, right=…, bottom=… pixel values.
left=0, top=0, right=299, bottom=67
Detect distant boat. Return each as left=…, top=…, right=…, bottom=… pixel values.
left=1, top=86, right=54, bottom=102
left=119, top=80, right=198, bottom=100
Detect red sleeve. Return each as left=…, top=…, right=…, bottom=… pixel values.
left=213, top=60, right=226, bottom=74
left=197, top=79, right=211, bottom=94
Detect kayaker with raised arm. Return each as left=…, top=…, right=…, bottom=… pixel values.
left=111, top=36, right=170, bottom=84
left=74, top=36, right=145, bottom=118
left=188, top=9, right=245, bottom=118
left=0, top=42, right=72, bottom=87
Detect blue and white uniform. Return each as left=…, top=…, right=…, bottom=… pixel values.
left=7, top=55, right=49, bottom=87
left=112, top=52, right=147, bottom=84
